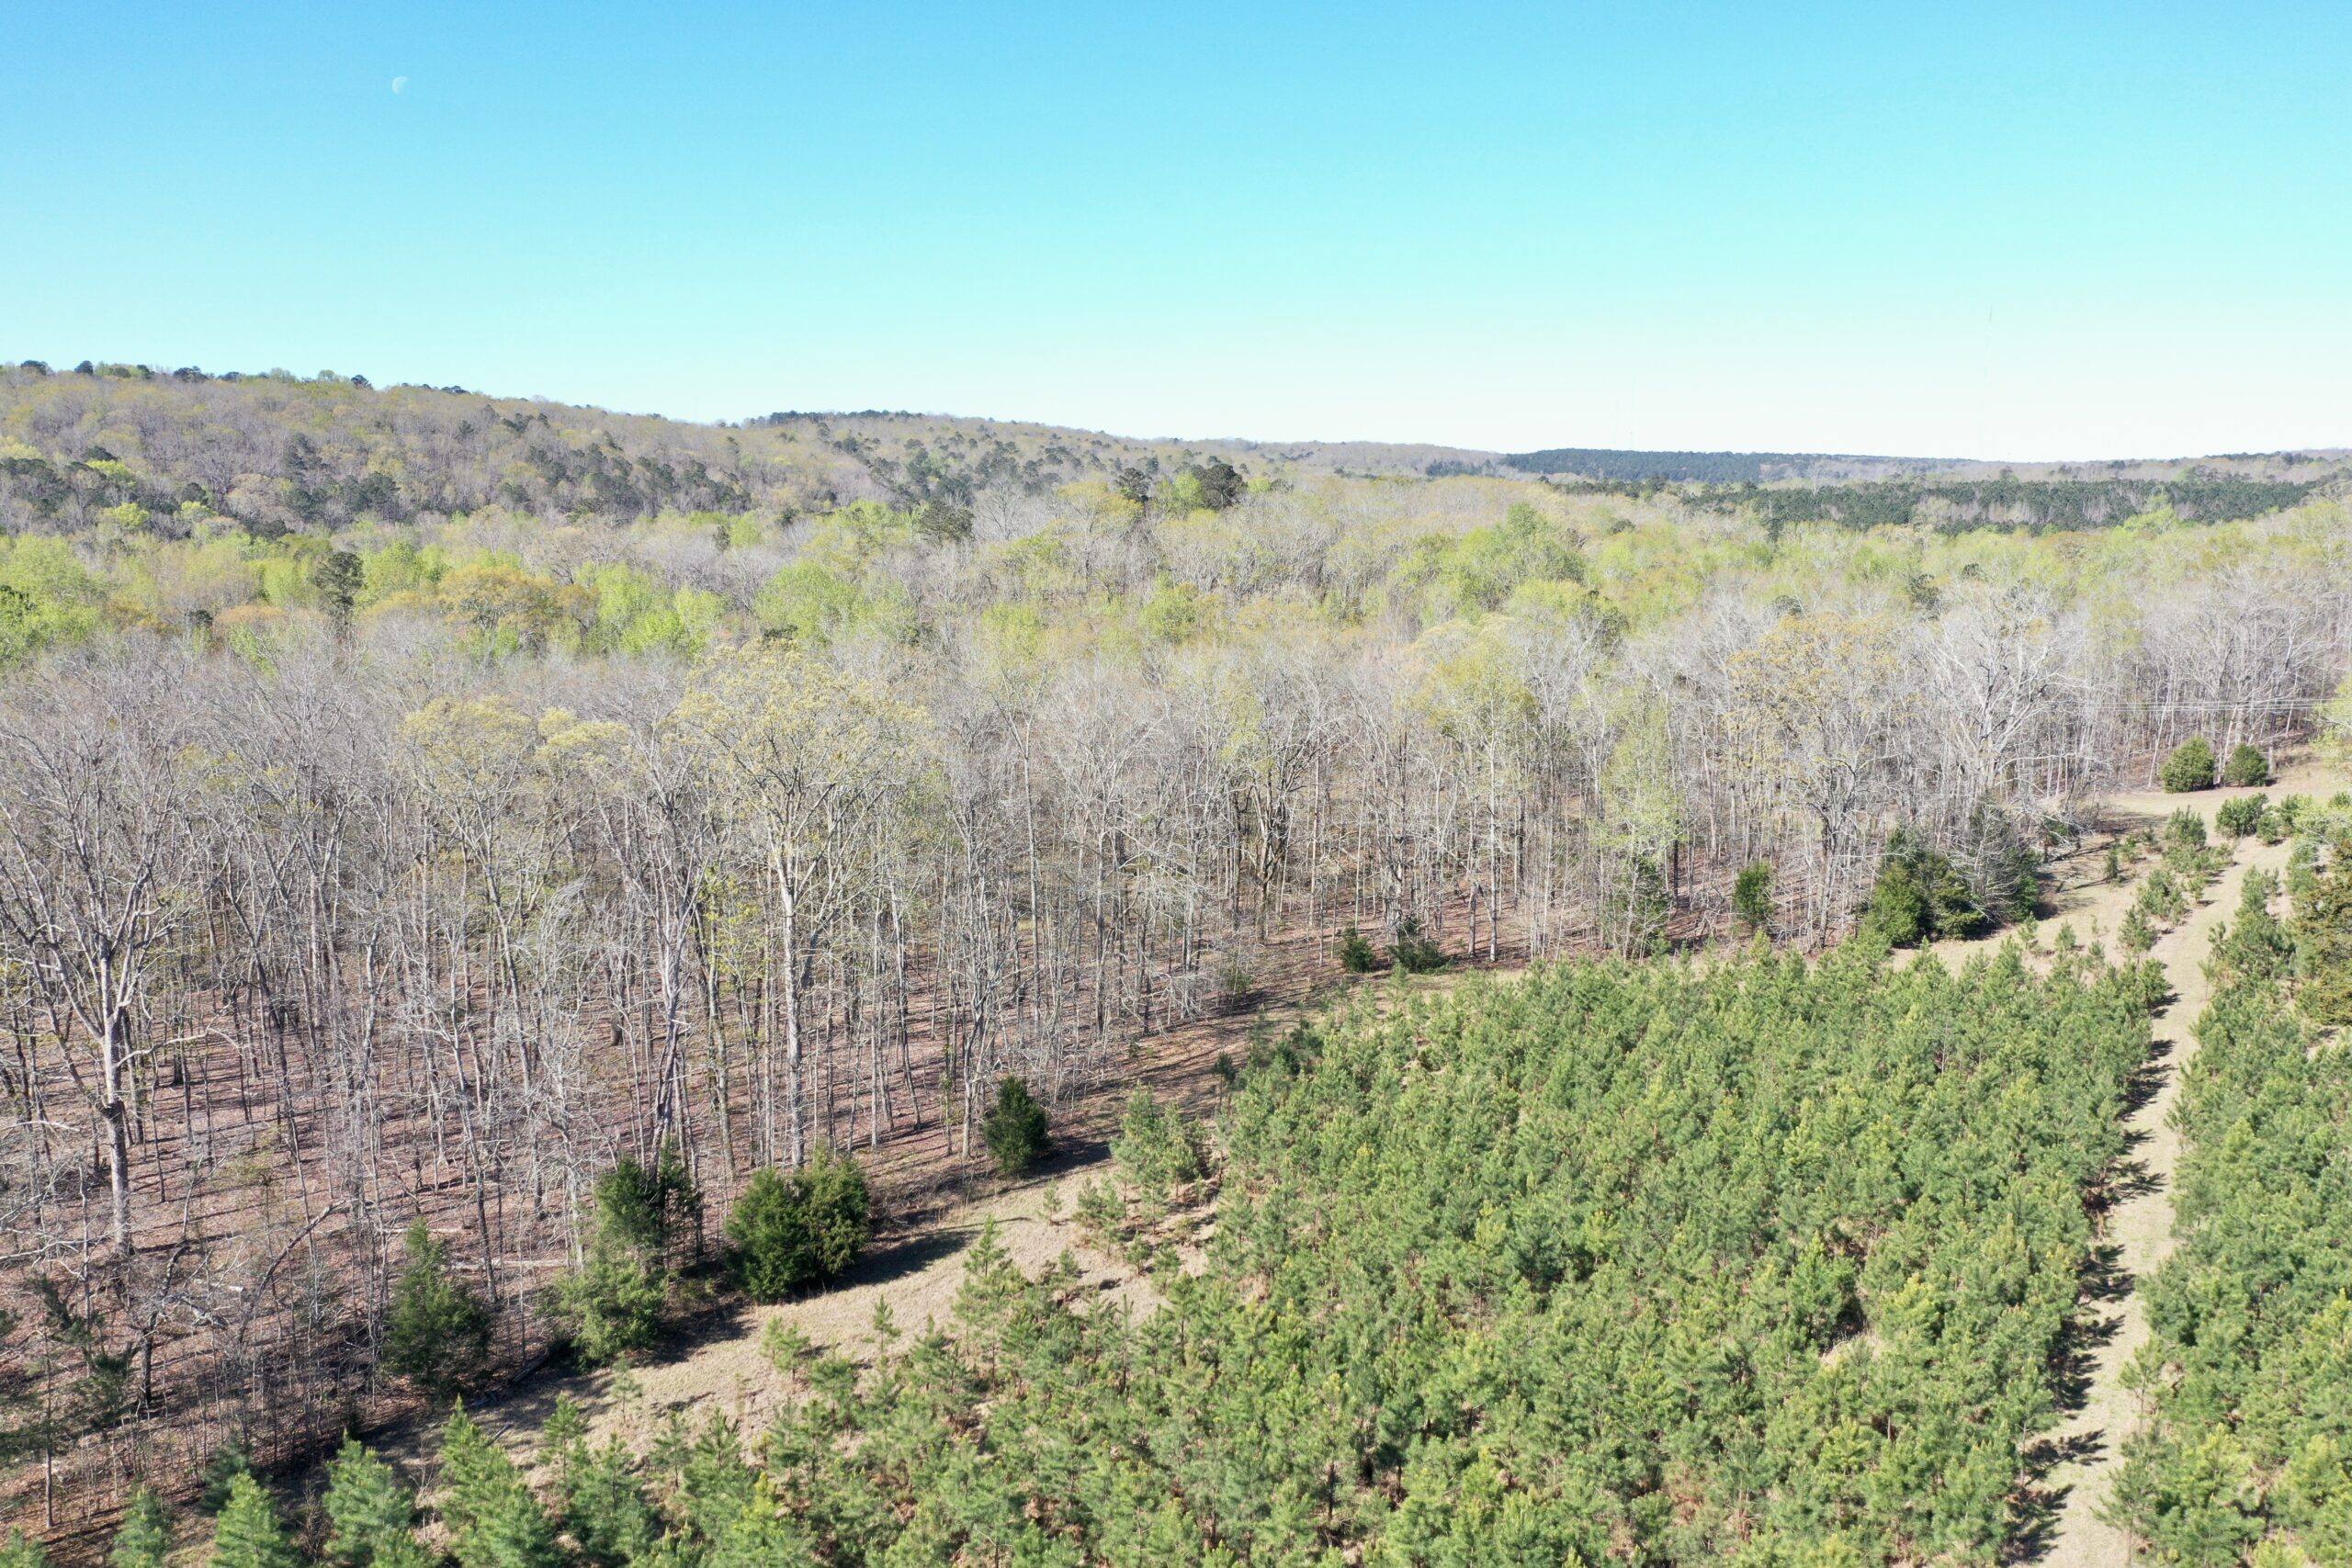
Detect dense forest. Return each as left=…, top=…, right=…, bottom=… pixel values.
left=0, top=362, right=2350, bottom=1559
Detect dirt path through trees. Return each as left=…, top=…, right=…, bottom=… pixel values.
left=2034, top=810, right=2296, bottom=1566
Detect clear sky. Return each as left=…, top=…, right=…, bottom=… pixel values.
left=4, top=3, right=2347, bottom=459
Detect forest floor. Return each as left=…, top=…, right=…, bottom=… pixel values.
left=364, top=767, right=2345, bottom=1558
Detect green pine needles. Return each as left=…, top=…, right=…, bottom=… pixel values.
left=979, top=1077, right=1050, bottom=1177
left=382, top=1223, right=492, bottom=1398
left=2162, top=735, right=2219, bottom=792
left=723, top=1148, right=871, bottom=1301
left=251, top=941, right=2165, bottom=1566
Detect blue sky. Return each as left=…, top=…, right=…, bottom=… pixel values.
left=4, top=3, right=2347, bottom=457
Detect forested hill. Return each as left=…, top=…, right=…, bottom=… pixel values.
left=1497, top=446, right=1957, bottom=482
left=4, top=361, right=2343, bottom=542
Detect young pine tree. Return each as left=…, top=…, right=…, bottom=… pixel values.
left=209, top=1473, right=300, bottom=1568
left=435, top=1404, right=512, bottom=1539
left=549, top=1149, right=698, bottom=1364
left=724, top=1147, right=872, bottom=1301
left=322, top=1438, right=420, bottom=1568
left=2293, top=853, right=2352, bottom=1025
left=556, top=1435, right=660, bottom=1568
left=1386, top=915, right=1448, bottom=974
left=2221, top=741, right=2270, bottom=786
left=2161, top=736, right=2218, bottom=793
left=382, top=1222, right=492, bottom=1398
left=110, top=1489, right=172, bottom=1568
left=1732, top=862, right=1774, bottom=935
left=980, top=1077, right=1050, bottom=1177
left=198, top=1435, right=255, bottom=1516
left=451, top=1484, right=563, bottom=1568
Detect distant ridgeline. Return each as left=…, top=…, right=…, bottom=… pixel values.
left=1692, top=474, right=2326, bottom=533
left=1490, top=447, right=1951, bottom=484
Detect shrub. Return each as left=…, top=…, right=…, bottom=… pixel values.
left=2221, top=741, right=2270, bottom=786
left=2119, top=903, right=2157, bottom=955
left=980, top=1077, right=1050, bottom=1177
left=1387, top=915, right=1448, bottom=974
left=1864, top=828, right=1983, bottom=946
left=2214, top=794, right=2267, bottom=839
left=382, top=1221, right=492, bottom=1398
left=1732, top=862, right=1774, bottom=934
left=724, top=1147, right=871, bottom=1301
left=2160, top=736, right=2217, bottom=793
left=2256, top=809, right=2288, bottom=844
left=1335, top=924, right=1377, bottom=973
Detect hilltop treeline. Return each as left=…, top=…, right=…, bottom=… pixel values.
left=1695, top=474, right=2325, bottom=534
left=0, top=365, right=2349, bottom=1537
left=1501, top=446, right=1947, bottom=484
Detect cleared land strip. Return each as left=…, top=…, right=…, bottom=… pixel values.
left=2039, top=823, right=2295, bottom=1566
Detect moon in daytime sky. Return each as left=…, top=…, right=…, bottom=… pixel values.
left=391, top=75, right=408, bottom=93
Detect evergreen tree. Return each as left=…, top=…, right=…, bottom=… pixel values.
left=451, top=1484, right=562, bottom=1568
left=209, top=1473, right=299, bottom=1568
left=198, top=1434, right=255, bottom=1515
left=322, top=1438, right=419, bottom=1568
left=382, top=1222, right=492, bottom=1398
left=548, top=1245, right=666, bottom=1365
left=1386, top=914, right=1448, bottom=973
left=2216, top=794, right=2267, bottom=838
left=557, top=1437, right=659, bottom=1568
left=1865, top=828, right=1984, bottom=944
left=0, top=1534, right=50, bottom=1568
left=549, top=1144, right=699, bottom=1363
left=435, top=1404, right=511, bottom=1538
left=980, top=1077, right=1050, bottom=1177
left=1733, top=861, right=1775, bottom=934
left=110, top=1488, right=172, bottom=1568
left=2162, top=735, right=2218, bottom=792
left=2222, top=741, right=2271, bottom=786
left=1335, top=923, right=1377, bottom=973
left=724, top=1147, right=871, bottom=1301
left=2294, top=853, right=2352, bottom=1025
